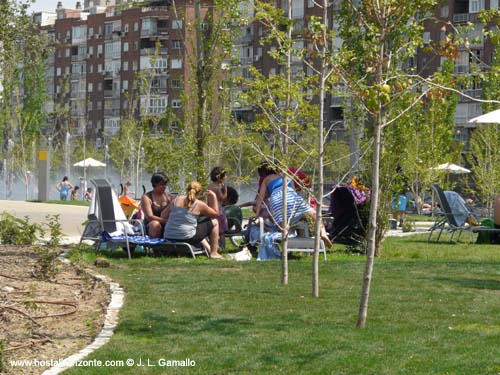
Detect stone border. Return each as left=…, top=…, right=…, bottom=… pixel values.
left=42, top=258, right=124, bottom=375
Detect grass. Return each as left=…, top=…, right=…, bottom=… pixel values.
left=64, top=235, right=500, bottom=375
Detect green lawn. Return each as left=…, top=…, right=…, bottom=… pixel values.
left=65, top=235, right=500, bottom=374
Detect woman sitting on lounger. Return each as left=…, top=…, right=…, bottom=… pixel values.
left=163, top=180, right=223, bottom=259
left=141, top=172, right=174, bottom=238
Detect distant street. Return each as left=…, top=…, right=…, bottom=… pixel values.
left=0, top=200, right=88, bottom=239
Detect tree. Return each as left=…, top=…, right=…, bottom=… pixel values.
left=0, top=0, right=48, bottom=199
left=337, top=0, right=438, bottom=327
left=172, top=0, right=241, bottom=179
left=242, top=0, right=317, bottom=285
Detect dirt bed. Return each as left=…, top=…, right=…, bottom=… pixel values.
left=0, top=245, right=109, bottom=374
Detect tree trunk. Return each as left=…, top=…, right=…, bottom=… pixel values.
left=357, top=37, right=386, bottom=328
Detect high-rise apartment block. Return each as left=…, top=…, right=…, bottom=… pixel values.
left=34, top=0, right=499, bottom=148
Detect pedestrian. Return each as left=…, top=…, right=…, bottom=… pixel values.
left=56, top=176, right=73, bottom=201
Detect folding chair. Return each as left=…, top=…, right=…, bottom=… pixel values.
left=428, top=184, right=471, bottom=243
left=80, top=179, right=142, bottom=259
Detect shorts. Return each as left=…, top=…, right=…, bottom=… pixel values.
left=391, top=194, right=407, bottom=211
left=165, top=220, right=215, bottom=247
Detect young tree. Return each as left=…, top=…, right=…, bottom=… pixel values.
left=337, top=0, right=438, bottom=328
left=242, top=0, right=317, bottom=285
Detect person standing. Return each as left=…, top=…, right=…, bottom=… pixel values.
left=56, top=176, right=73, bottom=201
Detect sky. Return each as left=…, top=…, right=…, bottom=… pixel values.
left=28, top=0, right=66, bottom=13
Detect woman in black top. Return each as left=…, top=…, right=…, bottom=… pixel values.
left=140, top=172, right=174, bottom=238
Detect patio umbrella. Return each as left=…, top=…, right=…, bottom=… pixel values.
left=73, top=158, right=106, bottom=193
left=468, top=108, right=500, bottom=124
left=73, top=157, right=106, bottom=167
left=430, top=162, right=471, bottom=174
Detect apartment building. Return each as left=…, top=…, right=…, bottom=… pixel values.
left=33, top=0, right=499, bottom=149
left=35, top=0, right=200, bottom=146
left=419, top=0, right=499, bottom=148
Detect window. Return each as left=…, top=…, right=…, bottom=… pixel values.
left=440, top=5, right=449, bottom=17
left=171, top=58, right=182, bottom=69
left=98, top=63, right=103, bottom=72
left=98, top=82, right=102, bottom=91
left=142, top=18, right=157, bottom=35
left=308, top=0, right=314, bottom=7
left=65, top=48, right=70, bottom=57
left=423, top=31, right=431, bottom=45
left=65, top=66, right=70, bottom=75
left=56, top=67, right=61, bottom=76
left=133, top=41, right=138, bottom=51
left=171, top=79, right=181, bottom=88
left=134, top=22, right=138, bottom=32
left=89, top=64, right=93, bottom=73
left=98, top=44, right=103, bottom=55
left=292, top=0, right=304, bottom=18
left=122, top=80, right=128, bottom=91
left=172, top=19, right=183, bottom=29
left=492, top=0, right=499, bottom=10
left=88, top=83, right=93, bottom=92
left=133, top=61, right=138, bottom=70
left=171, top=99, right=181, bottom=108
left=123, top=42, right=129, bottom=52
left=88, top=27, right=94, bottom=37
left=124, top=23, right=129, bottom=33
left=172, top=40, right=182, bottom=49
left=123, top=61, right=128, bottom=71
left=469, top=0, right=484, bottom=13
left=88, top=45, right=94, bottom=57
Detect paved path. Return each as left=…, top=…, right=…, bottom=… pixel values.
left=0, top=200, right=88, bottom=242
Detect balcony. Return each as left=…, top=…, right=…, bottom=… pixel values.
left=454, top=64, right=470, bottom=74
left=104, top=108, right=121, bottom=117
left=453, top=13, right=469, bottom=23
left=141, top=6, right=169, bottom=13
left=240, top=56, right=253, bottom=65
left=140, top=47, right=168, bottom=56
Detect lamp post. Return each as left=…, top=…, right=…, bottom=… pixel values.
left=105, top=144, right=109, bottom=180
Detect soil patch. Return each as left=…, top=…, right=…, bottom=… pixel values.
left=0, top=245, right=109, bottom=374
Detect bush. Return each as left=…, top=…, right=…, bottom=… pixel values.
left=0, top=213, right=41, bottom=245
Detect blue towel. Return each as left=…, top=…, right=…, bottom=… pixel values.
left=102, top=231, right=167, bottom=245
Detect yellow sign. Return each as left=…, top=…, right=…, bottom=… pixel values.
left=39, top=150, right=48, bottom=161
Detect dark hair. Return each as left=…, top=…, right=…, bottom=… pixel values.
left=62, top=176, right=68, bottom=182
left=210, top=166, right=226, bottom=182
left=151, top=172, right=169, bottom=187
left=74, top=185, right=80, bottom=191
left=257, top=162, right=276, bottom=177
left=226, top=186, right=239, bottom=205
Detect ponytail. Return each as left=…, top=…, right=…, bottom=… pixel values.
left=185, top=181, right=202, bottom=209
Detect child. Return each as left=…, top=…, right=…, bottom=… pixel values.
left=84, top=187, right=93, bottom=201
left=71, top=185, right=80, bottom=200
left=224, top=186, right=243, bottom=234
left=208, top=166, right=228, bottom=247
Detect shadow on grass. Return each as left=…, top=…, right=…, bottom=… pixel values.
left=117, top=312, right=253, bottom=337
left=434, top=277, right=500, bottom=290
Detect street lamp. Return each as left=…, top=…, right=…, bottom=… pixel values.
left=105, top=144, right=109, bottom=180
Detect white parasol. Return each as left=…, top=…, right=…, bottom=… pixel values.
left=430, top=162, right=471, bottom=174
left=73, top=157, right=106, bottom=168
left=468, top=108, right=500, bottom=124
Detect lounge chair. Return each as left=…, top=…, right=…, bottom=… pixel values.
left=428, top=185, right=472, bottom=243
left=80, top=178, right=140, bottom=259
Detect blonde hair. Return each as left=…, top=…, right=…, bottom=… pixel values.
left=185, top=181, right=202, bottom=209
